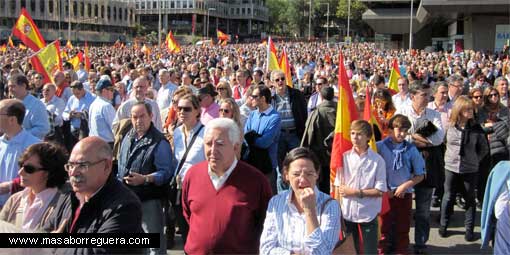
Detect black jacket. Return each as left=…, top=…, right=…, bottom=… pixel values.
left=43, top=175, right=143, bottom=254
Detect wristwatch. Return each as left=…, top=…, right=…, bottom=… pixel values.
left=144, top=175, right=150, bottom=185
left=358, top=189, right=364, bottom=199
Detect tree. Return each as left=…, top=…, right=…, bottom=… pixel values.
left=266, top=0, right=291, bottom=35
left=336, top=0, right=367, bottom=21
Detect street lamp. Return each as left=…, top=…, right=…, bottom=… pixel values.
left=319, top=3, right=329, bottom=45
left=207, top=8, right=216, bottom=39
left=409, top=0, right=414, bottom=52
left=347, top=0, right=351, bottom=44
left=308, top=0, right=312, bottom=40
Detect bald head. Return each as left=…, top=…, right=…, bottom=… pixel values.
left=53, top=71, right=65, bottom=86
left=68, top=137, right=113, bottom=200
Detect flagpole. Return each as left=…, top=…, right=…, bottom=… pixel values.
left=28, top=40, right=60, bottom=58
left=68, top=0, right=71, bottom=43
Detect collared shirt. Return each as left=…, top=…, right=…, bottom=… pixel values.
left=200, top=102, right=220, bottom=125
left=427, top=101, right=452, bottom=133
left=57, top=87, right=73, bottom=105
left=88, top=96, right=116, bottom=142
left=334, top=148, right=387, bottom=223
left=392, top=93, right=412, bottom=112
left=208, top=159, right=237, bottom=190
left=395, top=106, right=445, bottom=146
left=21, top=187, right=58, bottom=231
left=112, top=98, right=163, bottom=132
left=22, top=94, right=50, bottom=140
left=0, top=130, right=40, bottom=206
left=244, top=106, right=281, bottom=169
left=63, top=92, right=96, bottom=130
left=260, top=187, right=341, bottom=255
left=42, top=96, right=66, bottom=127
left=76, top=69, right=88, bottom=83
left=377, top=137, right=425, bottom=193
left=274, top=90, right=296, bottom=130
left=157, top=82, right=178, bottom=111
left=173, top=122, right=205, bottom=180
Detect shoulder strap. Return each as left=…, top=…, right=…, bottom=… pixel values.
left=174, top=124, right=204, bottom=177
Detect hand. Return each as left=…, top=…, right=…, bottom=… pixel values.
left=52, top=218, right=69, bottom=233
left=123, top=172, right=145, bottom=186
left=394, top=184, right=408, bottom=198
left=387, top=190, right=394, bottom=199
left=299, top=187, right=316, bottom=212
left=338, top=185, right=356, bottom=197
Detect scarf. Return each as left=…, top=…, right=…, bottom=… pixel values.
left=383, top=137, right=407, bottom=172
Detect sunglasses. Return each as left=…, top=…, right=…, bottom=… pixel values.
left=472, top=96, right=482, bottom=99
left=250, top=94, right=260, bottom=99
left=358, top=95, right=366, bottom=98
left=489, top=93, right=499, bottom=97
left=177, top=106, right=193, bottom=112
left=274, top=78, right=285, bottom=82
left=217, top=87, right=227, bottom=91
left=219, top=108, right=231, bottom=114
left=19, top=162, right=44, bottom=174
left=316, top=83, right=325, bottom=86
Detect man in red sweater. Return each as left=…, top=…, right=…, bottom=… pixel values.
left=182, top=118, right=272, bottom=254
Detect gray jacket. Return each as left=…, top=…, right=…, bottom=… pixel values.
left=444, top=122, right=489, bottom=174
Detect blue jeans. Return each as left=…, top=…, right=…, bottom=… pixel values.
left=414, top=186, right=434, bottom=249
left=142, top=199, right=166, bottom=255
left=277, top=130, right=300, bottom=193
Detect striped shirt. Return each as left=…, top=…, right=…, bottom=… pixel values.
left=260, top=187, right=341, bottom=255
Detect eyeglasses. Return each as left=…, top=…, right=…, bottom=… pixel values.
left=274, top=78, right=285, bottom=82
left=19, top=162, right=45, bottom=174
left=177, top=106, right=193, bottom=112
left=106, top=87, right=115, bottom=92
left=358, top=95, right=366, bottom=98
left=489, top=93, right=499, bottom=97
left=217, top=87, right=227, bottom=91
left=64, top=159, right=106, bottom=173
left=316, top=83, right=325, bottom=86
left=219, top=108, right=230, bottom=114
left=249, top=94, right=260, bottom=99
left=290, top=171, right=317, bottom=179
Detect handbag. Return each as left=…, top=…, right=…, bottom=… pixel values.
left=168, top=124, right=204, bottom=205
left=321, top=198, right=357, bottom=255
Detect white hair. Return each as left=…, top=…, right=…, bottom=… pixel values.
left=99, top=74, right=111, bottom=81
left=205, top=118, right=241, bottom=145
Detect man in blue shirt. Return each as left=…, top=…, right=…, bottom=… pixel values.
left=0, top=99, right=40, bottom=206
left=117, top=101, right=173, bottom=255
left=7, top=74, right=50, bottom=140
left=88, top=79, right=116, bottom=146
left=244, top=85, right=281, bottom=194
left=63, top=81, right=96, bottom=151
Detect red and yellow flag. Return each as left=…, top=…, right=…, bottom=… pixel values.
left=267, top=37, right=280, bottom=71
left=388, top=58, right=401, bottom=94
left=217, top=29, right=229, bottom=41
left=165, top=31, right=181, bottom=53
left=66, top=40, right=73, bottom=50
left=30, top=40, right=63, bottom=84
left=84, top=41, right=91, bottom=71
left=18, top=43, right=27, bottom=50
left=12, top=7, right=46, bottom=51
left=0, top=44, right=7, bottom=53
left=363, top=86, right=380, bottom=152
left=141, top=44, right=151, bottom=56
left=279, top=47, right=292, bottom=87
left=8, top=36, right=14, bottom=48
left=330, top=52, right=358, bottom=197
left=69, top=51, right=84, bottom=71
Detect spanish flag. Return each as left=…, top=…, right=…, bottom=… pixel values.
left=330, top=52, right=358, bottom=197
left=363, top=86, right=379, bottom=152
left=8, top=36, right=14, bottom=48
left=279, top=47, right=292, bottom=87
left=217, top=29, right=229, bottom=41
left=66, top=40, right=73, bottom=50
left=69, top=51, right=84, bottom=71
left=18, top=43, right=27, bottom=50
left=30, top=40, right=63, bottom=84
left=84, top=41, right=91, bottom=71
left=267, top=37, right=279, bottom=71
left=387, top=58, right=401, bottom=94
left=12, top=7, right=46, bottom=52
left=0, top=44, right=6, bottom=53
left=141, top=44, right=151, bottom=56
left=165, top=31, right=181, bottom=53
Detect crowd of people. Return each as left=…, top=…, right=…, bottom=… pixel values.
left=0, top=41, right=509, bottom=254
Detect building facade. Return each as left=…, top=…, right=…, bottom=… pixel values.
left=0, top=0, right=136, bottom=45
left=124, top=0, right=269, bottom=38
left=361, top=0, right=510, bottom=51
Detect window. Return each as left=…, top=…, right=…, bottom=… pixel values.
left=80, top=2, right=84, bottom=17
left=101, top=5, right=104, bottom=19
left=242, top=8, right=245, bottom=15
left=119, top=8, right=122, bottom=20
left=49, top=1, right=53, bottom=13
left=88, top=3, right=92, bottom=17
left=30, top=0, right=36, bottom=12
left=153, top=1, right=157, bottom=9
left=113, top=7, right=117, bottom=21
left=73, top=1, right=77, bottom=16
left=40, top=0, right=44, bottom=13
left=20, top=0, right=26, bottom=9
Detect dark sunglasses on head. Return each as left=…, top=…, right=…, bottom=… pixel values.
left=219, top=108, right=230, bottom=114
left=19, top=162, right=44, bottom=174
left=177, top=106, right=193, bottom=112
